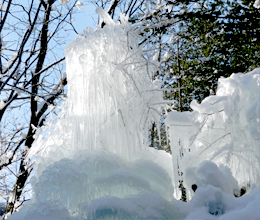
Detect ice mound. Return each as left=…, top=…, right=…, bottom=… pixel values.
left=9, top=152, right=185, bottom=220
left=172, top=161, right=260, bottom=220
left=173, top=184, right=260, bottom=220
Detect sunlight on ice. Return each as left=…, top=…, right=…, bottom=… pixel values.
left=8, top=7, right=260, bottom=220
left=8, top=8, right=182, bottom=220
left=166, top=69, right=260, bottom=203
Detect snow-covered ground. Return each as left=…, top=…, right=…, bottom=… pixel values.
left=7, top=8, right=260, bottom=220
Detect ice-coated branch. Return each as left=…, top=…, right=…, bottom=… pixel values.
left=96, top=7, right=115, bottom=27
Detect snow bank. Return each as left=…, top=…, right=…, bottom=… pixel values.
left=174, top=184, right=260, bottom=220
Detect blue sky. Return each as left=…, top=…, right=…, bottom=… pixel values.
left=68, top=2, right=98, bottom=42
left=0, top=1, right=100, bottom=204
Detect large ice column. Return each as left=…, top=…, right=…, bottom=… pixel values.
left=31, top=8, right=168, bottom=168
left=165, top=111, right=199, bottom=199
left=8, top=8, right=180, bottom=220
left=62, top=8, right=166, bottom=159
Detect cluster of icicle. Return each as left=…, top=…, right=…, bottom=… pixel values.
left=27, top=8, right=171, bottom=172
left=166, top=68, right=260, bottom=200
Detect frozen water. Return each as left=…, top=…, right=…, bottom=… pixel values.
left=8, top=8, right=181, bottom=220
left=9, top=152, right=183, bottom=219
left=7, top=7, right=260, bottom=220
left=28, top=7, right=169, bottom=172
left=166, top=68, right=260, bottom=200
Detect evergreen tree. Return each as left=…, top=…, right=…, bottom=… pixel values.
left=170, top=0, right=260, bottom=108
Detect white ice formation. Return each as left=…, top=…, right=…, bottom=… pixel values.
left=254, top=0, right=260, bottom=9
left=8, top=7, right=260, bottom=220
left=8, top=8, right=183, bottom=220
left=166, top=68, right=260, bottom=200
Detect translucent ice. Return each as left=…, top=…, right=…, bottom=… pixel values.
left=9, top=152, right=184, bottom=219
left=8, top=8, right=180, bottom=220
left=8, top=7, right=260, bottom=220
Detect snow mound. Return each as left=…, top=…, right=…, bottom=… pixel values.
left=184, top=161, right=239, bottom=195
left=180, top=185, right=260, bottom=220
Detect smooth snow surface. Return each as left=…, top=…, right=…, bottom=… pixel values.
left=8, top=8, right=260, bottom=220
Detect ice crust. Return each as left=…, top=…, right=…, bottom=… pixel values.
left=8, top=8, right=260, bottom=220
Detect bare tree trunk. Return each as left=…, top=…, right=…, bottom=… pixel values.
left=176, top=36, right=182, bottom=112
